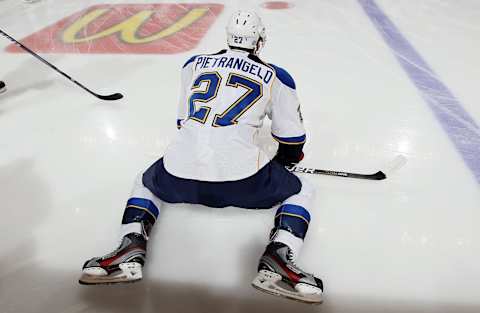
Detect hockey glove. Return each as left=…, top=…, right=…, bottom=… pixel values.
left=273, top=142, right=305, bottom=167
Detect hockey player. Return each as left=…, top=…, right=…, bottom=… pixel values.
left=0, top=81, right=6, bottom=94
left=79, top=11, right=323, bottom=304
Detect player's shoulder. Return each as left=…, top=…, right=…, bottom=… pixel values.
left=247, top=53, right=270, bottom=67
left=182, top=55, right=198, bottom=68
left=268, top=63, right=296, bottom=90
left=182, top=50, right=228, bottom=68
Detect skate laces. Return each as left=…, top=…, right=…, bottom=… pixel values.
left=286, top=247, right=315, bottom=278
left=286, top=248, right=296, bottom=263
left=141, top=222, right=149, bottom=241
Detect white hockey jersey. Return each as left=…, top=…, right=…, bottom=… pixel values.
left=163, top=49, right=306, bottom=182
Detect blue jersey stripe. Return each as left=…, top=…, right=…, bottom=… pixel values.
left=272, top=133, right=306, bottom=144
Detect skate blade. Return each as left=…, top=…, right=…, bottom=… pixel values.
left=79, top=262, right=143, bottom=285
left=252, top=270, right=323, bottom=305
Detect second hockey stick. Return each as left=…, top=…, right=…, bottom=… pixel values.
left=0, top=29, right=123, bottom=101
left=286, top=155, right=407, bottom=180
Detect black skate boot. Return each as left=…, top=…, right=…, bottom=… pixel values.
left=252, top=242, right=323, bottom=304
left=0, top=81, right=6, bottom=94
left=79, top=232, right=146, bottom=285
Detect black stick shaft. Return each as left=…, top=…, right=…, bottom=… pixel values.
left=286, top=166, right=387, bottom=180
left=0, top=29, right=122, bottom=101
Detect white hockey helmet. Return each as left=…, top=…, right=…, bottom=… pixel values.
left=226, top=11, right=266, bottom=54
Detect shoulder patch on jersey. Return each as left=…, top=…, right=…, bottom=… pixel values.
left=269, top=64, right=296, bottom=90
left=183, top=55, right=198, bottom=68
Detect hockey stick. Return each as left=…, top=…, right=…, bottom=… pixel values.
left=286, top=155, right=407, bottom=180
left=0, top=29, right=123, bottom=101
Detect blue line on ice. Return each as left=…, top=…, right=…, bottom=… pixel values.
left=359, top=0, right=480, bottom=183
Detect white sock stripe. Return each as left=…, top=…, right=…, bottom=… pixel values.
left=129, top=173, right=164, bottom=214
left=119, top=222, right=142, bottom=239
left=282, top=177, right=315, bottom=213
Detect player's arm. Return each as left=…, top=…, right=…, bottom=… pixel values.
left=267, top=64, right=306, bottom=166
left=176, top=56, right=196, bottom=129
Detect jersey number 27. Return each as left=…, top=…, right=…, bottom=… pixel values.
left=188, top=72, right=262, bottom=127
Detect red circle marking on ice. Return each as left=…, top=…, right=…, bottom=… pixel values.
left=261, top=1, right=294, bottom=10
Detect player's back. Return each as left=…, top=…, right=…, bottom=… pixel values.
left=163, top=49, right=276, bottom=182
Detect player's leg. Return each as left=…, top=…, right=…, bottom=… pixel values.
left=252, top=176, right=324, bottom=304
left=79, top=174, right=162, bottom=285
left=134, top=158, right=323, bottom=301
left=0, top=81, right=6, bottom=94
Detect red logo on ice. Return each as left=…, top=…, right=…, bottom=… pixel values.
left=6, top=3, right=223, bottom=54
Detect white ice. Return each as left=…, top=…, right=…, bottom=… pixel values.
left=0, top=0, right=479, bottom=312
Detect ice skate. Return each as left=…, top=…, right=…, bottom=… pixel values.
left=0, top=81, right=6, bottom=94
left=252, top=242, right=323, bottom=304
left=79, top=232, right=146, bottom=285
